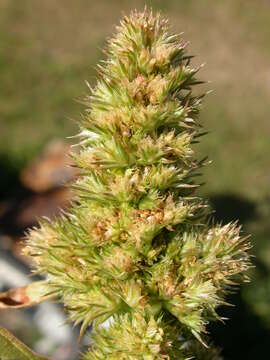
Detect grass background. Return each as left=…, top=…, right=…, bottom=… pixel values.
left=1, top=0, right=270, bottom=358
left=1, top=0, right=270, bottom=198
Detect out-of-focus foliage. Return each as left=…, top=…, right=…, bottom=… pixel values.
left=0, top=326, right=48, bottom=360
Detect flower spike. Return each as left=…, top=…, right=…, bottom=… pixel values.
left=24, top=9, right=251, bottom=359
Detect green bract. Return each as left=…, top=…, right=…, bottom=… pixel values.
left=25, top=9, right=251, bottom=359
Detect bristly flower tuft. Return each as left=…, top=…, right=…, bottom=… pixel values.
left=24, top=8, right=251, bottom=359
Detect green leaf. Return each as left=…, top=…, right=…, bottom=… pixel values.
left=0, top=326, right=50, bottom=360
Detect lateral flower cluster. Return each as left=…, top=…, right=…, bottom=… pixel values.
left=24, top=9, right=251, bottom=359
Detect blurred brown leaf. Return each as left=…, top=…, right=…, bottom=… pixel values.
left=20, top=140, right=77, bottom=193
left=0, top=281, right=55, bottom=309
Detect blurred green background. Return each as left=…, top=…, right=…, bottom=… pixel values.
left=0, top=0, right=269, bottom=358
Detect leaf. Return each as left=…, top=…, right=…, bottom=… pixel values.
left=0, top=326, right=49, bottom=360
left=0, top=281, right=55, bottom=309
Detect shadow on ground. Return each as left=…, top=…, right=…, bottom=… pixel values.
left=0, top=155, right=22, bottom=200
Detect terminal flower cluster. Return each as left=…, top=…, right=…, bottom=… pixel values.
left=25, top=9, right=251, bottom=359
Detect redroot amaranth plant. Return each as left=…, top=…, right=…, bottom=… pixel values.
left=24, top=9, right=251, bottom=359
